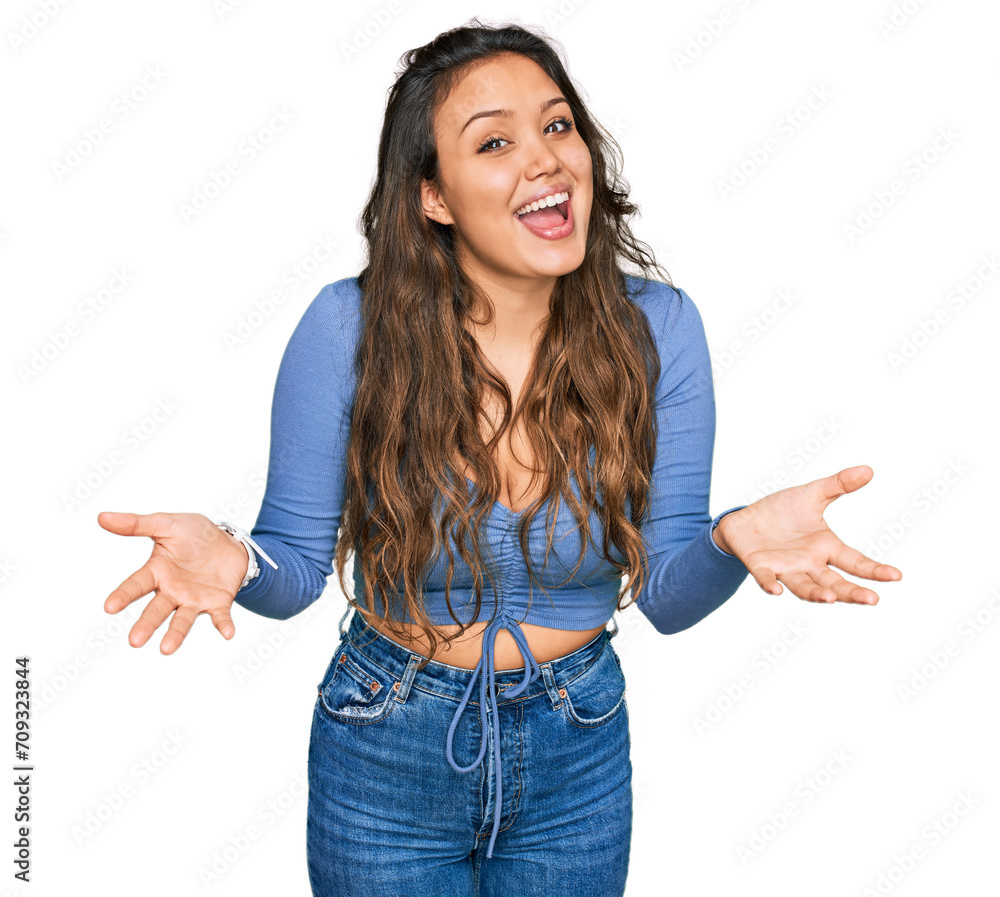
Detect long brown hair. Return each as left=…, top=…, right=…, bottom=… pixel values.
left=333, top=19, right=674, bottom=667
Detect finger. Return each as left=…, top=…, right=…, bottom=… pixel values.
left=780, top=570, right=839, bottom=604
left=208, top=605, right=236, bottom=640
left=828, top=541, right=902, bottom=583
left=751, top=567, right=784, bottom=597
left=97, top=511, right=175, bottom=539
left=105, top=565, right=157, bottom=614
left=129, top=591, right=178, bottom=648
left=160, top=604, right=200, bottom=656
left=813, top=567, right=878, bottom=606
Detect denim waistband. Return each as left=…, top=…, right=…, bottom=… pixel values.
left=336, top=604, right=619, bottom=859
left=339, top=604, right=617, bottom=705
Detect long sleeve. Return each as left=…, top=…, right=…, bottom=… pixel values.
left=632, top=279, right=750, bottom=634
left=233, top=279, right=361, bottom=620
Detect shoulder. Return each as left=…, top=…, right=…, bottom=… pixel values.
left=624, top=274, right=708, bottom=355
left=289, top=276, right=364, bottom=359
left=273, top=277, right=365, bottom=393
left=301, top=276, right=363, bottom=333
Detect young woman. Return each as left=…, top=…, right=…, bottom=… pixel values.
left=99, top=21, right=902, bottom=897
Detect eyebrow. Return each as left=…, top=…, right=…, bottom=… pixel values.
left=460, top=97, right=570, bottom=135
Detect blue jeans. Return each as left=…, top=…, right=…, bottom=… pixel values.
left=307, top=606, right=633, bottom=896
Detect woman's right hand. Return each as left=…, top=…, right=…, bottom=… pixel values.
left=98, top=511, right=250, bottom=655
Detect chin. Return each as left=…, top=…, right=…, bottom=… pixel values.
left=534, top=244, right=587, bottom=278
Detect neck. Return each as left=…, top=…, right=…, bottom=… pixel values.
left=463, top=267, right=556, bottom=355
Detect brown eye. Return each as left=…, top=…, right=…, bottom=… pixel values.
left=478, top=134, right=507, bottom=153
left=546, top=117, right=574, bottom=134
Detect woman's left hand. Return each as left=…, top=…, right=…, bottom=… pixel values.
left=715, top=465, right=902, bottom=605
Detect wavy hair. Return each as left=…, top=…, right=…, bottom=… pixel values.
left=333, top=18, right=674, bottom=668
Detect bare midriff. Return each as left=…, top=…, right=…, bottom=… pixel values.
left=364, top=615, right=608, bottom=670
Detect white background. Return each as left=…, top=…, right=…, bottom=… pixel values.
left=2, top=0, right=997, bottom=895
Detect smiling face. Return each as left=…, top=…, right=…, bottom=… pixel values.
left=421, top=53, right=593, bottom=288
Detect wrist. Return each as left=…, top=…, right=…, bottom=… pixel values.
left=712, top=520, right=733, bottom=555
left=236, top=538, right=253, bottom=577
left=214, top=519, right=270, bottom=590
left=220, top=530, right=253, bottom=582
left=711, top=505, right=747, bottom=557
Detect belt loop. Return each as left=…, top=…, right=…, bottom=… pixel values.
left=540, top=662, right=563, bottom=710
left=394, top=653, right=421, bottom=704
left=338, top=603, right=353, bottom=639
left=606, top=616, right=619, bottom=640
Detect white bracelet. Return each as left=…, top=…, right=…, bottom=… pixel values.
left=214, top=520, right=279, bottom=590
left=237, top=540, right=258, bottom=589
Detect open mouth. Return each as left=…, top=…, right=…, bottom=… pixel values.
left=513, top=192, right=573, bottom=237
left=514, top=191, right=570, bottom=223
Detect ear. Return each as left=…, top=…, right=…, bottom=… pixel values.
left=421, top=179, right=454, bottom=225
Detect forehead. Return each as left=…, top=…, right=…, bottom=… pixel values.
left=434, top=53, right=560, bottom=137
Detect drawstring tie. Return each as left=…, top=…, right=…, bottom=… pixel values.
left=445, top=610, right=541, bottom=859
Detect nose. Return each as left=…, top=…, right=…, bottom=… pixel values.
left=520, top=128, right=562, bottom=177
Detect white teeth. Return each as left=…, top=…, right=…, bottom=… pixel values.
left=515, top=191, right=569, bottom=217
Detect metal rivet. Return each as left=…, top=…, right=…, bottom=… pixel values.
left=370, top=681, right=378, bottom=691
left=559, top=688, right=567, bottom=698
left=339, top=656, right=346, bottom=664
left=393, top=682, right=401, bottom=692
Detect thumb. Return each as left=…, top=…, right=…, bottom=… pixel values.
left=97, top=511, right=174, bottom=539
left=810, top=465, right=874, bottom=508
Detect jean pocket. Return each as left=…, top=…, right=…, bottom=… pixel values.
left=560, top=641, right=627, bottom=729
left=317, top=645, right=397, bottom=725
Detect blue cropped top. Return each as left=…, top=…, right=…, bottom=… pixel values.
left=234, top=274, right=750, bottom=857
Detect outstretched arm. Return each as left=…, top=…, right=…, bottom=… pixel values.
left=631, top=279, right=901, bottom=636
left=233, top=280, right=361, bottom=620
left=632, top=280, right=751, bottom=634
